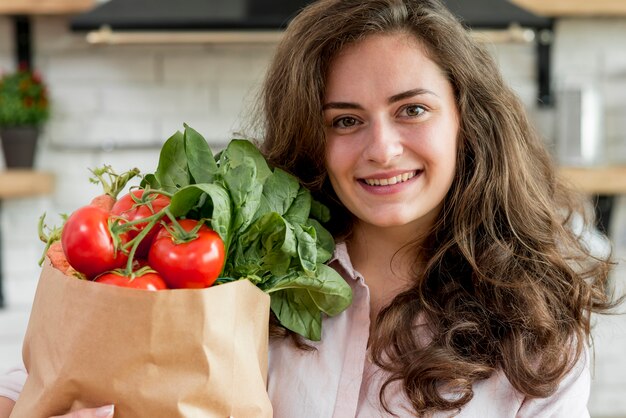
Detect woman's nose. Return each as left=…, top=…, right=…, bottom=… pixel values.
left=363, top=119, right=403, bottom=165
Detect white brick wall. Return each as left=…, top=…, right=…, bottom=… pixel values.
left=553, top=18, right=626, bottom=166
left=1, top=14, right=626, bottom=417
left=0, top=17, right=12, bottom=72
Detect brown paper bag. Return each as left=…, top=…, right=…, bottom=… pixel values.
left=10, top=260, right=273, bottom=418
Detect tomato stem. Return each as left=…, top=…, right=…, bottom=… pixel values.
left=37, top=213, right=64, bottom=266
left=110, top=204, right=170, bottom=233
left=161, top=212, right=206, bottom=244
left=126, top=187, right=173, bottom=209
left=122, top=216, right=161, bottom=273
left=109, top=265, right=157, bottom=280
left=116, top=205, right=173, bottom=273
left=89, top=165, right=141, bottom=199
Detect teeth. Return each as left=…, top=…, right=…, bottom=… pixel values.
left=363, top=171, right=417, bottom=186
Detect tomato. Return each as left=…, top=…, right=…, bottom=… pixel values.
left=111, top=189, right=171, bottom=257
left=148, top=219, right=225, bottom=289
left=62, top=205, right=129, bottom=278
left=95, top=271, right=168, bottom=291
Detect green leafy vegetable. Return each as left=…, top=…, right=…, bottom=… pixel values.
left=151, top=131, right=190, bottom=193
left=145, top=124, right=352, bottom=340
left=184, top=123, right=217, bottom=184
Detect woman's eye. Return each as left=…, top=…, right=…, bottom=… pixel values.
left=333, top=116, right=359, bottom=129
left=402, top=105, right=425, bottom=117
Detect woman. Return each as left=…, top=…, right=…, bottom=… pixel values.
left=259, top=0, right=614, bottom=416
left=0, top=0, right=616, bottom=416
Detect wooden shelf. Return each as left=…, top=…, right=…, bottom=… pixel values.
left=0, top=170, right=54, bottom=199
left=0, top=0, right=94, bottom=15
left=510, top=0, right=626, bottom=17
left=558, top=166, right=626, bottom=195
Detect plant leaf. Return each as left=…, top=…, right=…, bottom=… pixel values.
left=184, top=124, right=217, bottom=184
left=270, top=287, right=322, bottom=341
left=154, top=130, right=189, bottom=194
left=228, top=212, right=296, bottom=278
left=310, top=199, right=331, bottom=223
left=307, top=264, right=353, bottom=316
left=169, top=183, right=232, bottom=245
left=262, top=168, right=300, bottom=215
left=140, top=173, right=161, bottom=190
left=284, top=186, right=312, bottom=225
left=219, top=139, right=272, bottom=184
left=222, top=158, right=262, bottom=233
left=266, top=265, right=352, bottom=317
left=306, top=219, right=335, bottom=264
left=294, top=223, right=317, bottom=275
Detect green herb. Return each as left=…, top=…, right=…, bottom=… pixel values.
left=143, top=124, right=353, bottom=340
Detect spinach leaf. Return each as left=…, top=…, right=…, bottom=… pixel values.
left=270, top=286, right=322, bottom=341
left=184, top=124, right=217, bottom=184
left=264, top=264, right=352, bottom=340
left=264, top=266, right=352, bottom=316
left=228, top=212, right=296, bottom=278
left=222, top=158, right=263, bottom=233
left=306, top=264, right=353, bottom=316
left=310, top=199, right=331, bottom=223
left=169, top=183, right=232, bottom=246
left=219, top=139, right=272, bottom=184
left=306, top=219, right=335, bottom=264
left=294, top=223, right=317, bottom=275
left=284, top=186, right=312, bottom=225
left=154, top=130, right=190, bottom=194
left=140, top=173, right=161, bottom=190
left=262, top=168, right=300, bottom=215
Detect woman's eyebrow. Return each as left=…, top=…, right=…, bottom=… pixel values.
left=388, top=88, right=439, bottom=104
left=322, top=102, right=364, bottom=110
left=322, top=88, right=439, bottom=110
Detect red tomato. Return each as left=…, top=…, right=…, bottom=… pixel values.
left=62, top=205, right=129, bottom=278
left=111, top=189, right=171, bottom=257
left=95, top=271, right=168, bottom=291
left=148, top=219, right=225, bottom=289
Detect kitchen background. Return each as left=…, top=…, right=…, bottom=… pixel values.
left=0, top=0, right=625, bottom=416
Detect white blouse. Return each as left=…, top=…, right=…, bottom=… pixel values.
left=267, top=242, right=591, bottom=418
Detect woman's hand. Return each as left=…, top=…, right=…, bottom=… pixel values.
left=0, top=397, right=113, bottom=418
left=50, top=405, right=114, bottom=418
left=0, top=396, right=15, bottom=418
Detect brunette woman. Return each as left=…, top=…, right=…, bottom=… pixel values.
left=259, top=0, right=616, bottom=416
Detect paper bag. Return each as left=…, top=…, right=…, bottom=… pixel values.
left=10, top=260, right=273, bottom=418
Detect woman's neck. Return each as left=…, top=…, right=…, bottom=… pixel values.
left=347, top=222, right=426, bottom=322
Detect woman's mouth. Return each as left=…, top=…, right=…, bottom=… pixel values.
left=360, top=170, right=420, bottom=186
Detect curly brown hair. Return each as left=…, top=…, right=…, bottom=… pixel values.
left=257, top=0, right=617, bottom=415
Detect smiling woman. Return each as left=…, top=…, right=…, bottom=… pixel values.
left=257, top=0, right=619, bottom=416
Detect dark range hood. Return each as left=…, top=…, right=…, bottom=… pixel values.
left=70, top=0, right=552, bottom=32
left=69, top=0, right=554, bottom=106
left=70, top=0, right=312, bottom=32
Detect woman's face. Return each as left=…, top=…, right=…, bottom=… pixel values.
left=323, top=33, right=459, bottom=234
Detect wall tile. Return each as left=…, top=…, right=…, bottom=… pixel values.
left=162, top=54, right=217, bottom=83
left=45, top=52, right=158, bottom=83
left=0, top=17, right=12, bottom=51
left=48, top=82, right=101, bottom=115
left=101, top=83, right=212, bottom=115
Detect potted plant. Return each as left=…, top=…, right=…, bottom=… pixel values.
left=0, top=68, right=50, bottom=168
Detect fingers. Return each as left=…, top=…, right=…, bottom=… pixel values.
left=50, top=404, right=114, bottom=418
